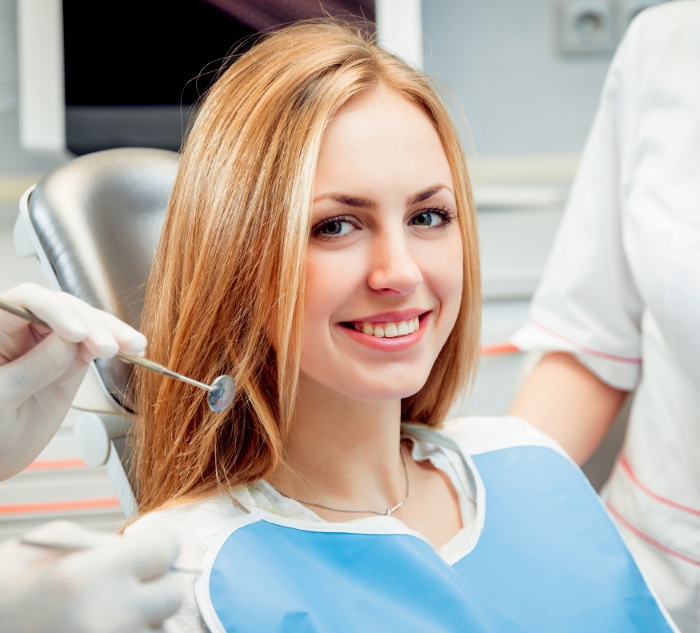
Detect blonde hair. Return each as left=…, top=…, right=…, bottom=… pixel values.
left=133, top=20, right=481, bottom=515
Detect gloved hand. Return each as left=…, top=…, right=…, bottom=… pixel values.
left=0, top=283, right=147, bottom=480
left=0, top=522, right=182, bottom=633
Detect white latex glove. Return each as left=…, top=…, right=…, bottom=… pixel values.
left=0, top=522, right=182, bottom=633
left=0, top=283, right=147, bottom=480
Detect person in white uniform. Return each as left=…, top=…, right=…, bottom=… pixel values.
left=0, top=283, right=182, bottom=632
left=511, top=2, right=700, bottom=631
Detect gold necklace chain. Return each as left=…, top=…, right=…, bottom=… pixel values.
left=279, top=450, right=409, bottom=517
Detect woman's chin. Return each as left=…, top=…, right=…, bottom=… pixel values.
left=334, top=375, right=428, bottom=403
left=300, top=359, right=432, bottom=403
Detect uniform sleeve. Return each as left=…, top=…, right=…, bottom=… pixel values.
left=512, top=22, right=645, bottom=391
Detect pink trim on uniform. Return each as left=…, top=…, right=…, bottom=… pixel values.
left=620, top=456, right=700, bottom=517
left=529, top=320, right=642, bottom=364
left=606, top=502, right=700, bottom=567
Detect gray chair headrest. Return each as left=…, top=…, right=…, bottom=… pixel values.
left=28, top=147, right=179, bottom=412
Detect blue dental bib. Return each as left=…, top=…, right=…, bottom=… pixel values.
left=196, top=445, right=674, bottom=632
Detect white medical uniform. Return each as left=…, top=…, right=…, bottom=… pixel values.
left=513, top=2, right=700, bottom=630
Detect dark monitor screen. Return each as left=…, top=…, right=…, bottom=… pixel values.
left=62, top=0, right=374, bottom=155
left=63, top=0, right=255, bottom=107
left=63, top=0, right=255, bottom=154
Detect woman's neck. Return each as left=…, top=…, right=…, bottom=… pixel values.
left=267, top=373, right=407, bottom=513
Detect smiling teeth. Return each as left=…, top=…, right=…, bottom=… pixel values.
left=355, top=317, right=420, bottom=338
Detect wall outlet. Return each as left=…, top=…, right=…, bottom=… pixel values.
left=556, top=0, right=617, bottom=54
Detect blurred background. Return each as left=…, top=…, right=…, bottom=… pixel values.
left=0, top=0, right=668, bottom=536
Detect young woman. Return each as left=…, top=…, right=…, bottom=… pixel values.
left=126, top=20, right=676, bottom=633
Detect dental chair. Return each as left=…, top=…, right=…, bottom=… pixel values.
left=13, top=148, right=180, bottom=517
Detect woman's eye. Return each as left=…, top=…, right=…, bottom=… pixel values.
left=316, top=218, right=357, bottom=238
left=411, top=209, right=450, bottom=227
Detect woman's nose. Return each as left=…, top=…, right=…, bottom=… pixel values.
left=367, top=230, right=423, bottom=296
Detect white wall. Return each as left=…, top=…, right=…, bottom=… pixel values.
left=0, top=0, right=17, bottom=112
left=423, top=0, right=614, bottom=156
left=0, top=0, right=66, bottom=176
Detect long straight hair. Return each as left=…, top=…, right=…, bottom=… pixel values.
left=133, top=20, right=481, bottom=515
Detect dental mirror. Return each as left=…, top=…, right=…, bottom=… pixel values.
left=207, top=375, right=236, bottom=412
left=0, top=297, right=236, bottom=413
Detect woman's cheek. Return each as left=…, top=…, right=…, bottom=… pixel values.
left=421, top=226, right=464, bottom=294
left=424, top=236, right=463, bottom=326
left=304, top=250, right=359, bottom=326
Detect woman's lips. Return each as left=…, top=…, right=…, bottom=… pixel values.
left=349, top=308, right=426, bottom=324
left=339, top=312, right=429, bottom=351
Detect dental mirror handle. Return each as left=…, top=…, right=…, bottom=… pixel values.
left=0, top=297, right=213, bottom=393
left=115, top=354, right=212, bottom=391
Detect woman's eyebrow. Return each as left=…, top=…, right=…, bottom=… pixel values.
left=313, top=184, right=452, bottom=208
left=313, top=193, right=378, bottom=209
left=407, top=184, right=451, bottom=206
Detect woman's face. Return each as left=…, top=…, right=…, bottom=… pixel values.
left=301, top=88, right=464, bottom=402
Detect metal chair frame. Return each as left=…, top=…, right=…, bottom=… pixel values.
left=13, top=148, right=180, bottom=517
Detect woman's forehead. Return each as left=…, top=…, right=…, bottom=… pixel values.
left=314, top=89, right=453, bottom=201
